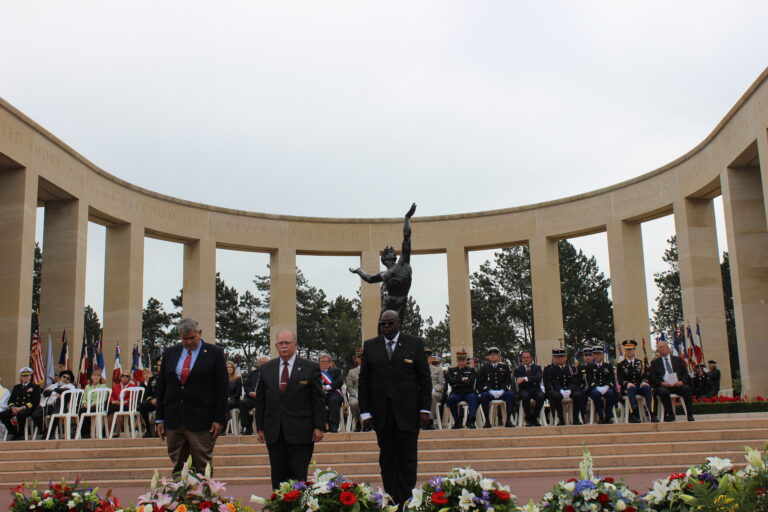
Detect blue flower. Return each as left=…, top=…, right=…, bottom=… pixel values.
left=574, top=480, right=595, bottom=493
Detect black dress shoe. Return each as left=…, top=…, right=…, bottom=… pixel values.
left=651, top=415, right=660, bottom=423
left=242, top=427, right=253, bottom=435
left=467, top=420, right=476, bottom=429
left=572, top=419, right=583, bottom=426
left=687, top=414, right=695, bottom=422
left=664, top=414, right=675, bottom=422
left=505, top=419, right=515, bottom=428
left=531, top=420, right=542, bottom=427
left=628, top=416, right=640, bottom=424
left=483, top=421, right=491, bottom=428
left=452, top=423, right=462, bottom=429
left=605, top=417, right=614, bottom=425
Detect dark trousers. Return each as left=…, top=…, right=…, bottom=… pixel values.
left=625, top=384, right=653, bottom=415
left=547, top=390, right=585, bottom=423
left=654, top=384, right=694, bottom=417
left=138, top=399, right=156, bottom=430
left=266, top=427, right=314, bottom=490
left=166, top=425, right=215, bottom=475
left=325, top=392, right=343, bottom=432
left=479, top=390, right=515, bottom=423
left=374, top=398, right=419, bottom=510
left=239, top=396, right=257, bottom=430
left=0, top=407, right=37, bottom=438
left=518, top=388, right=545, bottom=423
left=447, top=391, right=478, bottom=424
left=589, top=388, right=618, bottom=420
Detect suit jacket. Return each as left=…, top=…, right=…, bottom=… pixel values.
left=513, top=364, right=543, bottom=394
left=321, top=367, right=344, bottom=392
left=617, top=359, right=649, bottom=394
left=156, top=341, right=228, bottom=431
left=358, top=332, right=431, bottom=432
left=243, top=367, right=262, bottom=396
left=649, top=355, right=691, bottom=387
left=543, top=364, right=581, bottom=394
left=255, top=357, right=325, bottom=445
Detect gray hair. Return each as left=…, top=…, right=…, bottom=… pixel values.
left=318, top=352, right=332, bottom=362
left=178, top=317, right=201, bottom=336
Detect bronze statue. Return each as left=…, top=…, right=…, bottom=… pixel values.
left=350, top=203, right=416, bottom=322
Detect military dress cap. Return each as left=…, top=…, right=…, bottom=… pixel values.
left=355, top=347, right=364, bottom=357
left=432, top=355, right=442, bottom=362
left=455, top=349, right=468, bottom=360
left=424, top=348, right=433, bottom=356
left=18, top=367, right=33, bottom=376
left=708, top=360, right=717, bottom=365
left=581, top=348, right=593, bottom=355
left=592, top=345, right=604, bottom=353
left=487, top=346, right=500, bottom=355
left=622, top=339, right=638, bottom=349
left=552, top=348, right=566, bottom=357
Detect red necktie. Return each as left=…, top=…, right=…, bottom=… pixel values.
left=180, top=350, right=192, bottom=385
left=280, top=361, right=289, bottom=396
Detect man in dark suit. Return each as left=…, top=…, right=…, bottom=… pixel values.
left=255, top=330, right=325, bottom=490
left=649, top=340, right=695, bottom=422
left=239, top=356, right=270, bottom=435
left=514, top=350, right=545, bottom=426
left=156, top=318, right=228, bottom=474
left=702, top=360, right=721, bottom=398
left=359, top=310, right=432, bottom=510
left=318, top=353, right=344, bottom=433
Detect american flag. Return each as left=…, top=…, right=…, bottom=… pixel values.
left=30, top=320, right=45, bottom=386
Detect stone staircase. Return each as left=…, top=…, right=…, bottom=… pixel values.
left=1, top=418, right=764, bottom=488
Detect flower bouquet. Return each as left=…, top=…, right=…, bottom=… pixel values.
left=9, top=479, right=122, bottom=512
left=644, top=457, right=734, bottom=512
left=539, top=447, right=643, bottom=512
left=731, top=444, right=768, bottom=511
left=404, top=467, right=517, bottom=512
left=134, top=457, right=252, bottom=512
left=251, top=467, right=397, bottom=512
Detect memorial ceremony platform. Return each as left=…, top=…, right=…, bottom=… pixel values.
left=1, top=416, right=764, bottom=492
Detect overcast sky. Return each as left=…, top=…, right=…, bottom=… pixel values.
left=3, top=1, right=767, bottom=336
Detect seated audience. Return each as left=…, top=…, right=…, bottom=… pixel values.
left=617, top=340, right=657, bottom=423
left=139, top=360, right=161, bottom=437
left=447, top=350, right=479, bottom=429
left=239, top=356, right=270, bottom=435
left=79, top=369, right=111, bottom=438
left=514, top=350, right=545, bottom=427
left=0, top=367, right=42, bottom=440
left=345, top=348, right=363, bottom=431
left=649, top=340, right=695, bottom=422
left=586, top=345, right=618, bottom=424
left=107, top=373, right=136, bottom=436
left=477, top=347, right=515, bottom=428
left=544, top=348, right=585, bottom=426
left=32, top=369, right=76, bottom=433
left=319, top=353, right=344, bottom=433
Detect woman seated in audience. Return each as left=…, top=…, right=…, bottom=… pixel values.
left=79, top=370, right=110, bottom=438
left=226, top=361, right=243, bottom=413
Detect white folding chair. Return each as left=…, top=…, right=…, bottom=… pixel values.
left=109, top=387, right=144, bottom=438
left=46, top=389, right=84, bottom=440
left=77, top=388, right=111, bottom=439
left=517, top=399, right=548, bottom=427
left=226, top=408, right=240, bottom=435
left=656, top=394, right=688, bottom=420
left=24, top=419, right=39, bottom=440
left=622, top=394, right=650, bottom=423
left=488, top=400, right=507, bottom=427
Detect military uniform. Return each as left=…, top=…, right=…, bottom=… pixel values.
left=477, top=347, right=515, bottom=427
left=544, top=349, right=586, bottom=425
left=702, top=361, right=721, bottom=398
left=446, top=351, right=479, bottom=428
left=616, top=340, right=655, bottom=423
left=429, top=358, right=445, bottom=423
left=586, top=345, right=618, bottom=424
left=0, top=368, right=42, bottom=440
left=345, top=364, right=361, bottom=424
left=139, top=371, right=160, bottom=436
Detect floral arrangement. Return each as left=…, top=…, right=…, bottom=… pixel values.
left=251, top=467, right=397, bottom=512
left=694, top=394, right=765, bottom=403
left=134, top=457, right=252, bottom=512
left=404, top=467, right=517, bottom=512
left=539, top=447, right=643, bottom=512
left=644, top=456, right=735, bottom=512
left=9, top=478, right=122, bottom=512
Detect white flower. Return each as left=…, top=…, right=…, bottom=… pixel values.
left=249, top=495, right=265, bottom=504
left=745, top=446, right=765, bottom=470
left=542, top=492, right=553, bottom=501
left=615, top=500, right=627, bottom=511
left=579, top=446, right=594, bottom=480
left=311, top=482, right=331, bottom=495
left=458, top=489, right=476, bottom=510
left=706, top=457, right=733, bottom=475
left=67, top=501, right=76, bottom=508
left=407, top=489, right=424, bottom=509
left=581, top=489, right=597, bottom=500
left=645, top=480, right=671, bottom=504
left=590, top=504, right=598, bottom=512
left=305, top=497, right=319, bottom=512
left=497, top=484, right=510, bottom=493
left=479, top=479, right=495, bottom=491
left=604, top=483, right=616, bottom=491
left=519, top=500, right=540, bottom=512
left=151, top=471, right=160, bottom=491
left=563, top=482, right=575, bottom=492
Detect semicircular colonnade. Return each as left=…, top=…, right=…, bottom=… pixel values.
left=1, top=68, right=767, bottom=395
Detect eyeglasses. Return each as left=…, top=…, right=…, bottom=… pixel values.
left=378, top=321, right=396, bottom=326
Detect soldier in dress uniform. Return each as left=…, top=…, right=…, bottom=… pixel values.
left=446, top=350, right=479, bottom=429
left=425, top=349, right=446, bottom=429
left=345, top=348, right=363, bottom=430
left=0, top=367, right=42, bottom=440
left=544, top=348, right=586, bottom=426
left=139, top=358, right=162, bottom=437
left=586, top=345, right=618, bottom=424
left=616, top=340, right=657, bottom=423
left=702, top=360, right=721, bottom=398
left=477, top=347, right=515, bottom=428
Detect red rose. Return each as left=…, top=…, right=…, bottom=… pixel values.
left=564, top=506, right=576, bottom=512
left=567, top=478, right=578, bottom=483
left=625, top=507, right=636, bottom=512
left=269, top=493, right=276, bottom=501
left=340, top=482, right=353, bottom=491
left=199, top=502, right=213, bottom=510
left=603, top=477, right=614, bottom=484
left=597, top=493, right=610, bottom=503
left=283, top=491, right=301, bottom=503
left=431, top=491, right=448, bottom=506
left=494, top=491, right=511, bottom=502
left=339, top=492, right=357, bottom=506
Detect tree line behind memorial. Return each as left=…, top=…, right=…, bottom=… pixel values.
left=31, top=237, right=735, bottom=376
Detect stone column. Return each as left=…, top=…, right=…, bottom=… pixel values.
left=183, top=239, right=216, bottom=341
left=607, top=220, right=650, bottom=347
left=446, top=245, right=473, bottom=359
left=102, top=222, right=144, bottom=368
left=359, top=250, right=381, bottom=342
left=0, top=168, right=37, bottom=381
left=529, top=237, right=564, bottom=361
left=720, top=166, right=768, bottom=397
left=759, top=133, right=768, bottom=230
left=38, top=199, right=89, bottom=366
left=674, top=197, right=732, bottom=389
left=269, top=247, right=297, bottom=354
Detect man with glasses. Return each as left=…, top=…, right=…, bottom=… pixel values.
left=33, top=369, right=76, bottom=433
left=0, top=367, right=41, bottom=440
left=649, top=340, right=695, bottom=422
left=359, top=310, right=432, bottom=511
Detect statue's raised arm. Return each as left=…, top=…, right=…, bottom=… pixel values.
left=400, top=203, right=415, bottom=264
